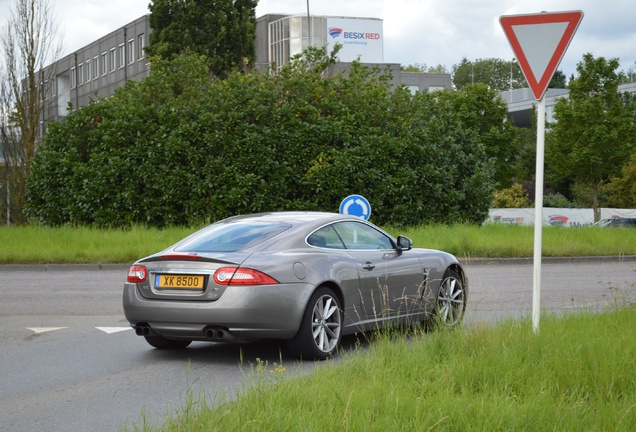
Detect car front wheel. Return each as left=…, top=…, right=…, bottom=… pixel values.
left=287, top=287, right=342, bottom=360
left=423, top=270, right=466, bottom=331
left=437, top=270, right=466, bottom=326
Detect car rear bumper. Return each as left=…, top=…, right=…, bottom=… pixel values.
left=122, top=281, right=314, bottom=341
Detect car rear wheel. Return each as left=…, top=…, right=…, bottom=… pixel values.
left=287, top=287, right=342, bottom=360
left=423, top=270, right=466, bottom=331
left=144, top=334, right=192, bottom=349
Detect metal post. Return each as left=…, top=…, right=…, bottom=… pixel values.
left=509, top=60, right=513, bottom=102
left=306, top=0, right=311, bottom=47
left=6, top=178, right=10, bottom=226
left=532, top=96, right=546, bottom=334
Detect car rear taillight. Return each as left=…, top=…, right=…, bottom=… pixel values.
left=213, top=267, right=279, bottom=286
left=127, top=265, right=148, bottom=283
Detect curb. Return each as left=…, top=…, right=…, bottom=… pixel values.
left=460, top=255, right=636, bottom=266
left=0, top=263, right=131, bottom=272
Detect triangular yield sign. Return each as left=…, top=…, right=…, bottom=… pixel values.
left=500, top=11, right=583, bottom=100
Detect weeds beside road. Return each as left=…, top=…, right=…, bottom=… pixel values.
left=123, top=309, right=636, bottom=432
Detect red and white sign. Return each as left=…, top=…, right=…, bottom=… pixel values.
left=500, top=11, right=583, bottom=100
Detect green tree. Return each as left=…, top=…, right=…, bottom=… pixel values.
left=146, top=0, right=257, bottom=77
left=605, top=153, right=636, bottom=208
left=452, top=57, right=525, bottom=91
left=436, top=83, right=522, bottom=187
left=548, top=70, right=567, bottom=88
left=0, top=0, right=62, bottom=224
left=547, top=54, right=636, bottom=221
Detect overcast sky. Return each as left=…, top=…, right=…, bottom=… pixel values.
left=1, top=0, right=634, bottom=78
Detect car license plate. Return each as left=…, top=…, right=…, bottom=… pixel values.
left=155, top=274, right=205, bottom=290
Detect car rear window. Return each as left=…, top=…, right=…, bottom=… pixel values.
left=174, top=221, right=291, bottom=253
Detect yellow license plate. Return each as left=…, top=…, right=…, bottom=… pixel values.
left=155, top=274, right=205, bottom=289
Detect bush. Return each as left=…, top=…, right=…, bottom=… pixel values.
left=492, top=183, right=529, bottom=208
left=26, top=48, right=497, bottom=227
left=543, top=192, right=574, bottom=208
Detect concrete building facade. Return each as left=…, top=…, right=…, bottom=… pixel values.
left=30, top=13, right=453, bottom=142
left=41, top=15, right=150, bottom=127
left=255, top=14, right=451, bottom=93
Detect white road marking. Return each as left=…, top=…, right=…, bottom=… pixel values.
left=96, top=327, right=132, bottom=334
left=27, top=327, right=68, bottom=334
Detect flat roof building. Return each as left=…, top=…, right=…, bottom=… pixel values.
left=34, top=13, right=451, bottom=139
left=256, top=14, right=451, bottom=92
left=501, top=82, right=636, bottom=128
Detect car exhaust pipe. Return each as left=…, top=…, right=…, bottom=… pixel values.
left=135, top=325, right=150, bottom=336
left=205, top=328, right=222, bottom=339
left=204, top=326, right=230, bottom=341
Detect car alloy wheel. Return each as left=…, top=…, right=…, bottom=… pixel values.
left=288, top=287, right=342, bottom=360
left=437, top=270, right=466, bottom=326
left=311, top=293, right=341, bottom=353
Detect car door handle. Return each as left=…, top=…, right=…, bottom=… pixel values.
left=362, top=262, right=376, bottom=271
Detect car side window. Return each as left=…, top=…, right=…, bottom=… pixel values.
left=332, top=221, right=394, bottom=250
left=307, top=225, right=346, bottom=249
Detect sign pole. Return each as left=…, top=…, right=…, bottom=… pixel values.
left=500, top=10, right=583, bottom=334
left=532, top=96, right=546, bottom=333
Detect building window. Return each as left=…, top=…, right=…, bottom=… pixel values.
left=118, top=43, right=125, bottom=68
left=109, top=48, right=116, bottom=72
left=93, top=56, right=99, bottom=79
left=137, top=34, right=144, bottom=60
left=85, top=60, right=91, bottom=82
left=78, top=63, right=84, bottom=85
left=71, top=67, right=76, bottom=88
left=128, top=38, right=135, bottom=64
left=101, top=52, right=107, bottom=75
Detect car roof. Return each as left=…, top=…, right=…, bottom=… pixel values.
left=222, top=211, right=354, bottom=226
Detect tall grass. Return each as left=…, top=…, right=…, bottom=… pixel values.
left=0, top=224, right=635, bottom=264
left=124, top=307, right=636, bottom=431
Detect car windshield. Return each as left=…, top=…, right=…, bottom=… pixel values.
left=174, top=221, right=292, bottom=253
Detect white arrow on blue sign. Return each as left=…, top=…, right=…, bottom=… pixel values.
left=339, top=195, right=371, bottom=220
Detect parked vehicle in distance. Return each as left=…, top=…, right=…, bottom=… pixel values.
left=593, top=218, right=636, bottom=228
left=123, top=212, right=467, bottom=360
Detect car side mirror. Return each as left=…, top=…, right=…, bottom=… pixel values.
left=396, top=235, right=412, bottom=251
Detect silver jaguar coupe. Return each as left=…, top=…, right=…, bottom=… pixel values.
left=123, top=212, right=467, bottom=360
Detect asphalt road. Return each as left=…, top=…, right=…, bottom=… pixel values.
left=0, top=259, right=634, bottom=432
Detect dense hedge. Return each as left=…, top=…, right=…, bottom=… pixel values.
left=26, top=48, right=496, bottom=227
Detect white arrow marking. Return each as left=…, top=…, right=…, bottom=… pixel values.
left=96, top=327, right=133, bottom=334
left=27, top=327, right=67, bottom=334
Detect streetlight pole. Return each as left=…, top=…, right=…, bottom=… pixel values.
left=306, top=0, right=311, bottom=47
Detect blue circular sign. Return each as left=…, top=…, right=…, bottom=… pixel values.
left=339, top=195, right=371, bottom=220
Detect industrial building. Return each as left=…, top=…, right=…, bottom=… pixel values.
left=32, top=13, right=451, bottom=139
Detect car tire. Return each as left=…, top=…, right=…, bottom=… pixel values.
left=287, top=287, right=342, bottom=360
left=423, top=269, right=466, bottom=331
left=143, top=334, right=192, bottom=349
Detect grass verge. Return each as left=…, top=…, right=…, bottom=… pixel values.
left=123, top=307, right=636, bottom=431
left=3, top=223, right=635, bottom=264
